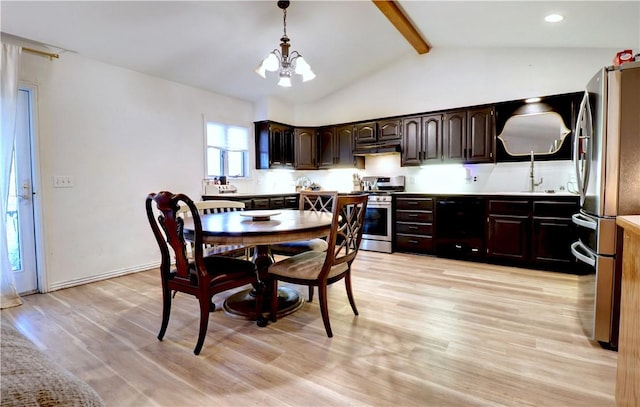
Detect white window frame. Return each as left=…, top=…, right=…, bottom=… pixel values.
left=203, top=118, right=251, bottom=180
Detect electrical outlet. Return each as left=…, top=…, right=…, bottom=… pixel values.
left=53, top=175, right=74, bottom=188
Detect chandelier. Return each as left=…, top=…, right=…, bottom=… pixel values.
left=255, top=0, right=315, bottom=87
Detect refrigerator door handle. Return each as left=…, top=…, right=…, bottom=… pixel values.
left=572, top=212, right=597, bottom=230
left=574, top=90, right=592, bottom=205
left=571, top=240, right=596, bottom=267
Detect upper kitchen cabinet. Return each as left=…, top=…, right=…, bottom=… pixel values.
left=318, top=124, right=362, bottom=169
left=377, top=119, right=402, bottom=142
left=294, top=127, right=317, bottom=170
left=354, top=119, right=402, bottom=147
left=443, top=106, right=495, bottom=164
left=255, top=121, right=294, bottom=169
left=401, top=114, right=443, bottom=166
left=354, top=121, right=377, bottom=145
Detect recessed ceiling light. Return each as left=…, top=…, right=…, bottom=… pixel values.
left=525, top=97, right=541, bottom=104
left=545, top=14, right=564, bottom=23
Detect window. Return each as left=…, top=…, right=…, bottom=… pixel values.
left=205, top=121, right=250, bottom=178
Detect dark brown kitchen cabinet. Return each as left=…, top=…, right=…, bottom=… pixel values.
left=401, top=114, right=443, bottom=166
left=467, top=106, right=495, bottom=163
left=486, top=200, right=530, bottom=263
left=395, top=196, right=435, bottom=254
left=354, top=122, right=377, bottom=145
left=354, top=119, right=402, bottom=146
left=202, top=193, right=299, bottom=210
left=294, top=127, right=317, bottom=170
left=255, top=121, right=294, bottom=169
left=318, top=124, right=361, bottom=169
left=531, top=200, right=578, bottom=267
left=485, top=197, right=578, bottom=270
left=377, top=119, right=402, bottom=142
left=441, top=107, right=495, bottom=164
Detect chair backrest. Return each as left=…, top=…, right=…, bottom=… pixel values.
left=178, top=200, right=245, bottom=218
left=146, top=191, right=206, bottom=285
left=321, top=194, right=368, bottom=277
left=299, top=191, right=338, bottom=213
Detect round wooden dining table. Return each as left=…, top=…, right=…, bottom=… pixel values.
left=183, top=209, right=333, bottom=320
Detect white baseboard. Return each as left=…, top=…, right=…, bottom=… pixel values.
left=45, top=262, right=160, bottom=292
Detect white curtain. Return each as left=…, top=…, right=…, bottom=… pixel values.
left=0, top=42, right=23, bottom=309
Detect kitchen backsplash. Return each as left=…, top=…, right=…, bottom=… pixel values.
left=229, top=153, right=577, bottom=195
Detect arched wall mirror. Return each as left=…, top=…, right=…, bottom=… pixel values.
left=495, top=92, right=582, bottom=162
left=498, top=112, right=571, bottom=155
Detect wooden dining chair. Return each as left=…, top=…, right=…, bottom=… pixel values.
left=270, top=190, right=338, bottom=301
left=177, top=200, right=251, bottom=259
left=145, top=191, right=266, bottom=355
left=268, top=194, right=368, bottom=337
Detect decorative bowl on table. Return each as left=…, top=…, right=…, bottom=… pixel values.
left=239, top=210, right=281, bottom=221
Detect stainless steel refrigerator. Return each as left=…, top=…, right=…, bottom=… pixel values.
left=571, top=61, right=640, bottom=349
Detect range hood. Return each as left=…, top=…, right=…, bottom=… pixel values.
left=352, top=142, right=401, bottom=156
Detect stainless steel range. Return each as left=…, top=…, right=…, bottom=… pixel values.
left=360, top=176, right=405, bottom=253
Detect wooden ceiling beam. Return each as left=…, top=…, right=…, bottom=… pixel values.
left=372, top=0, right=430, bottom=55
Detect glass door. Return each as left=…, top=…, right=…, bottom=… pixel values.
left=6, top=88, right=38, bottom=294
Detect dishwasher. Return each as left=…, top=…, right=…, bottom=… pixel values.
left=435, top=197, right=486, bottom=259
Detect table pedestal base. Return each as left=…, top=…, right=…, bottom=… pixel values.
left=223, top=286, right=303, bottom=320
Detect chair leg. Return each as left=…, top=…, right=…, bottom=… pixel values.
left=270, top=279, right=279, bottom=322
left=308, top=285, right=314, bottom=302
left=193, top=296, right=210, bottom=355
left=158, top=287, right=172, bottom=341
left=345, top=272, right=359, bottom=315
left=318, top=283, right=333, bottom=337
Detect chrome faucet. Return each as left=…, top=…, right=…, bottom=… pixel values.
left=530, top=151, right=543, bottom=192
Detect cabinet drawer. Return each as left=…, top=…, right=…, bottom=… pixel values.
left=533, top=201, right=578, bottom=218
left=396, top=234, right=434, bottom=253
left=284, top=196, right=298, bottom=208
left=488, top=200, right=529, bottom=215
left=396, top=222, right=433, bottom=236
left=396, top=211, right=433, bottom=223
left=252, top=198, right=270, bottom=209
left=270, top=197, right=285, bottom=209
left=396, top=198, right=434, bottom=210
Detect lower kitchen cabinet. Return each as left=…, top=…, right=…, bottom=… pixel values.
left=202, top=193, right=299, bottom=210
left=486, top=197, right=579, bottom=270
left=486, top=199, right=529, bottom=263
left=531, top=200, right=578, bottom=267
left=394, top=194, right=579, bottom=272
left=394, top=196, right=434, bottom=254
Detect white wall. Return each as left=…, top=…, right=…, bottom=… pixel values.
left=293, top=47, right=617, bottom=125
left=20, top=52, right=254, bottom=291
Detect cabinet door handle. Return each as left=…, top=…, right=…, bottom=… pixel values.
left=408, top=214, right=418, bottom=217
left=408, top=240, right=419, bottom=244
left=408, top=202, right=419, bottom=205
left=409, top=226, right=419, bottom=230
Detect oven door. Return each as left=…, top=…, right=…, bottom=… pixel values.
left=361, top=202, right=392, bottom=252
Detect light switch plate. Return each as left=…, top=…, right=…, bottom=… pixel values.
left=53, top=175, right=74, bottom=188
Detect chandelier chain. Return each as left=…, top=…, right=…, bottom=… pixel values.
left=282, top=8, right=287, bottom=37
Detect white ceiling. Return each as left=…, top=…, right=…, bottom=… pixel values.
left=2, top=1, right=639, bottom=104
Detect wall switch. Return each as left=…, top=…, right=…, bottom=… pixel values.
left=53, top=175, right=74, bottom=188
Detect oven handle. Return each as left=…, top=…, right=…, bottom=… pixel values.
left=571, top=240, right=596, bottom=267
left=572, top=213, right=597, bottom=230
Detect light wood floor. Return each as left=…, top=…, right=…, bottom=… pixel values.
left=1, top=251, right=617, bottom=406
